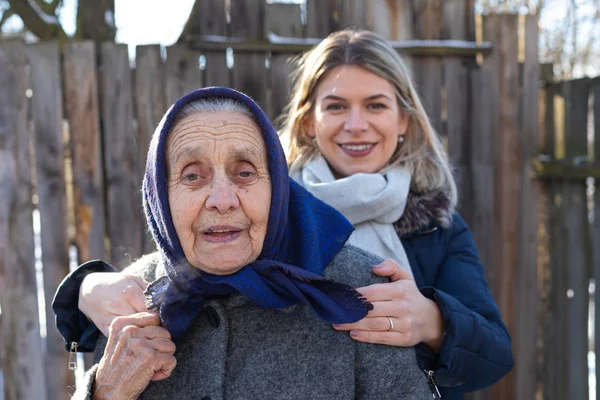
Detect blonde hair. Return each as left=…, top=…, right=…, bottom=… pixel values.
left=279, top=29, right=457, bottom=206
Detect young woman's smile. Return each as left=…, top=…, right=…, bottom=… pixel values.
left=305, top=65, right=409, bottom=178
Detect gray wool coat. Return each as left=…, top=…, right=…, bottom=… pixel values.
left=73, top=245, right=433, bottom=400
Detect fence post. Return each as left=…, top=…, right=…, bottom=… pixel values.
left=28, top=40, right=73, bottom=400
left=443, top=0, right=474, bottom=230
left=135, top=45, right=165, bottom=254
left=412, top=0, right=443, bottom=136
left=64, top=41, right=106, bottom=263
left=481, top=12, right=521, bottom=400
left=265, top=1, right=303, bottom=120
left=99, top=42, right=143, bottom=269
left=593, top=75, right=600, bottom=400
left=515, top=14, right=540, bottom=400
left=230, top=0, right=269, bottom=109
left=0, top=39, right=47, bottom=400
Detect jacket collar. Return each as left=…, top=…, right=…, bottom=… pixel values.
left=394, top=188, right=454, bottom=237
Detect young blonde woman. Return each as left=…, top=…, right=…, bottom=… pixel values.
left=279, top=29, right=513, bottom=398
left=53, top=30, right=512, bottom=399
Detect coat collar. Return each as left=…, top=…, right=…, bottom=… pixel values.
left=394, top=188, right=454, bottom=238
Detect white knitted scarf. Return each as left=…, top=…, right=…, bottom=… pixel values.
left=293, top=156, right=413, bottom=275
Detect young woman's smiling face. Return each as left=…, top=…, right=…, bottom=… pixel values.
left=305, top=65, right=409, bottom=178
left=166, top=111, right=271, bottom=275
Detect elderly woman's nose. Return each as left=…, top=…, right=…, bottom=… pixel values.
left=205, top=174, right=240, bottom=213
left=344, top=107, right=368, bottom=133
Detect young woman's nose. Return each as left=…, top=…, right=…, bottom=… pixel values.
left=205, top=173, right=240, bottom=213
left=344, top=107, right=368, bottom=133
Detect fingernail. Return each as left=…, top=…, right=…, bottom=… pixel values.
left=350, top=330, right=359, bottom=338
left=332, top=324, right=340, bottom=328
left=374, top=264, right=386, bottom=269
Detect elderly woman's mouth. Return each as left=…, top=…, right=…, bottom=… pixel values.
left=202, top=226, right=244, bottom=243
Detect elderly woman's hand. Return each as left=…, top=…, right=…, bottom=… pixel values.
left=79, top=272, right=149, bottom=336
left=333, top=259, right=445, bottom=351
left=94, top=312, right=177, bottom=400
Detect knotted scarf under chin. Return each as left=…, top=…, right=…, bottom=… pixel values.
left=144, top=182, right=373, bottom=342
left=142, top=87, right=373, bottom=342
left=146, top=258, right=373, bottom=342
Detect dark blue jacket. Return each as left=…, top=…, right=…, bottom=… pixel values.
left=405, top=214, right=513, bottom=398
left=53, top=213, right=512, bottom=399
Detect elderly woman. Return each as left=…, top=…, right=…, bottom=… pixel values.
left=68, top=87, right=433, bottom=399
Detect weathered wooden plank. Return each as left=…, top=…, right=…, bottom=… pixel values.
left=27, top=41, right=73, bottom=400
left=270, top=54, right=295, bottom=121
left=539, top=63, right=555, bottom=155
left=564, top=79, right=591, bottom=400
left=135, top=45, right=164, bottom=253
left=367, top=0, right=413, bottom=40
left=340, top=0, right=368, bottom=29
left=187, top=36, right=492, bottom=57
left=99, top=42, right=142, bottom=269
left=188, top=0, right=229, bottom=90
left=594, top=79, right=600, bottom=400
left=514, top=15, right=540, bottom=400
left=595, top=80, right=600, bottom=161
left=0, top=39, right=47, bottom=400
left=412, top=0, right=443, bottom=136
left=545, top=179, right=570, bottom=400
left=64, top=41, right=106, bottom=263
left=266, top=2, right=302, bottom=120
left=179, top=0, right=227, bottom=41
left=469, top=67, right=497, bottom=309
left=230, top=0, right=268, bottom=111
left=265, top=2, right=303, bottom=39
left=442, top=0, right=471, bottom=224
left=305, top=0, right=343, bottom=38
left=203, top=51, right=229, bottom=88
left=542, top=78, right=591, bottom=400
left=367, top=0, right=415, bottom=79
left=482, top=13, right=520, bottom=399
left=562, top=180, right=590, bottom=400
left=538, top=63, right=560, bottom=400
left=229, top=0, right=265, bottom=40
left=165, top=46, right=203, bottom=106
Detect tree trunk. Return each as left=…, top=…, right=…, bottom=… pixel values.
left=6, top=0, right=66, bottom=39
left=76, top=0, right=116, bottom=41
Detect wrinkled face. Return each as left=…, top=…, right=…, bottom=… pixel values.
left=305, top=65, right=409, bottom=178
left=166, top=111, right=271, bottom=275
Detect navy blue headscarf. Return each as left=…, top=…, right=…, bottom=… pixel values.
left=143, top=87, right=371, bottom=341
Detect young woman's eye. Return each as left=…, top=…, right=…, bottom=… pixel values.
left=368, top=102, right=387, bottom=110
left=325, top=103, right=345, bottom=111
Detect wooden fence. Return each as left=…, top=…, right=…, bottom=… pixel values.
left=534, top=73, right=600, bottom=400
left=0, top=0, right=562, bottom=399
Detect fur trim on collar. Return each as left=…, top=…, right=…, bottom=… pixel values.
left=394, top=188, right=454, bottom=237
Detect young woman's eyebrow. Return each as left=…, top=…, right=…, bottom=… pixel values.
left=322, top=93, right=393, bottom=102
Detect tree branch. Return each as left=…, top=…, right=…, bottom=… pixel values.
left=34, top=0, right=61, bottom=15
left=6, top=0, right=66, bottom=39
left=0, top=5, right=15, bottom=30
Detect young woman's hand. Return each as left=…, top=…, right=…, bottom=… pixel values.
left=94, top=312, right=177, bottom=399
left=333, top=259, right=445, bottom=351
left=79, top=272, right=149, bottom=336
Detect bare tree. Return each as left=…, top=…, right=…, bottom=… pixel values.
left=477, top=0, right=599, bottom=78
left=0, top=0, right=116, bottom=40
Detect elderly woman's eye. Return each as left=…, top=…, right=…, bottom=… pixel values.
left=183, top=173, right=199, bottom=182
